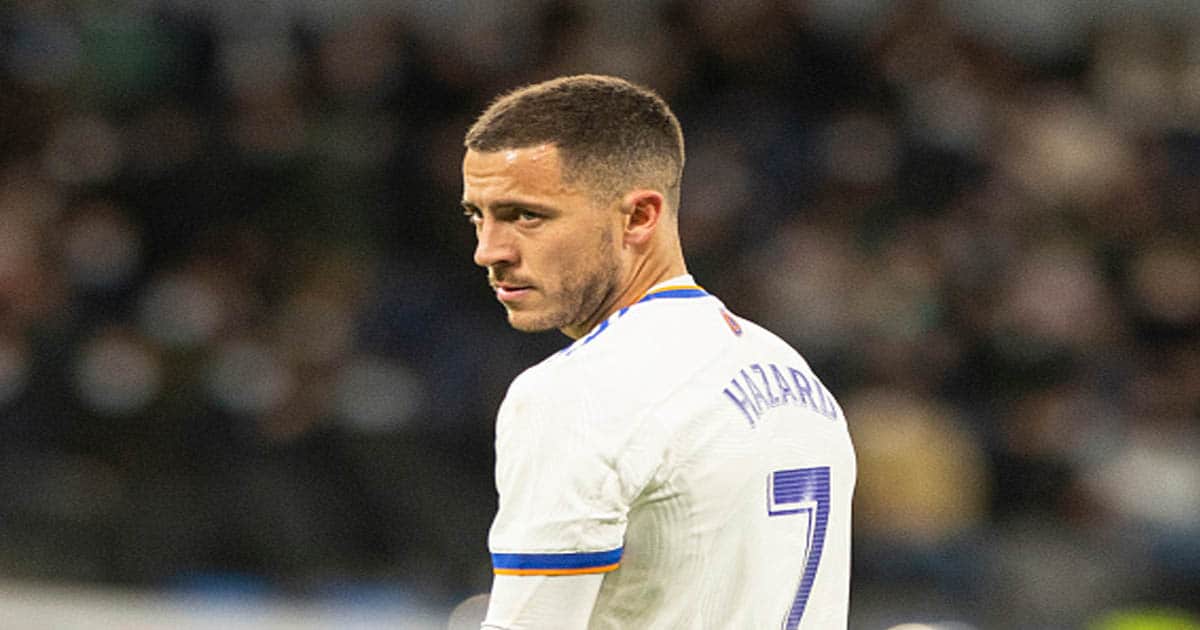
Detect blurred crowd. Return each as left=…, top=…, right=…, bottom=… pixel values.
left=2, top=1, right=1199, bottom=628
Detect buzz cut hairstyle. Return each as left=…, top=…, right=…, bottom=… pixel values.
left=464, top=74, right=685, bottom=210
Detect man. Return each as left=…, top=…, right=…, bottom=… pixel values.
left=462, top=75, right=856, bottom=629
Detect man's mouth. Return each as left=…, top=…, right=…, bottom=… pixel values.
left=492, top=282, right=533, bottom=303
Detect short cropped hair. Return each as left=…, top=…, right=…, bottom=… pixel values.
left=464, top=74, right=685, bottom=209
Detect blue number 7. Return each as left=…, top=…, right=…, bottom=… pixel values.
left=768, top=467, right=831, bottom=630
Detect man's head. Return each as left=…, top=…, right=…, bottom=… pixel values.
left=464, top=74, right=685, bottom=211
left=461, top=75, right=687, bottom=338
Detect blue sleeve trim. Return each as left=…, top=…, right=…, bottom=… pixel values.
left=492, top=547, right=623, bottom=571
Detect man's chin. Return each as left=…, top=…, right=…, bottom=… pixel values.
left=505, top=310, right=561, bottom=334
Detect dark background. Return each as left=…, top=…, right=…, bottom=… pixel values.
left=2, top=1, right=1199, bottom=628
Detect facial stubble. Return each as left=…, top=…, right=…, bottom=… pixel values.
left=505, top=228, right=620, bottom=336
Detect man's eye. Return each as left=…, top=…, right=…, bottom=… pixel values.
left=517, top=210, right=541, bottom=222
left=463, top=209, right=482, bottom=224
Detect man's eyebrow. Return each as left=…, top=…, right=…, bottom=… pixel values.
left=461, top=200, right=557, bottom=214
left=494, top=200, right=557, bottom=213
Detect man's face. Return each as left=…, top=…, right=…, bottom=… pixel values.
left=462, top=144, right=624, bottom=338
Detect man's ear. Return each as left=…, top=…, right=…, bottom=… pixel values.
left=621, top=190, right=665, bottom=246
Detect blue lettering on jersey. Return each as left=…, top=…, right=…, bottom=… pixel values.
left=810, top=370, right=839, bottom=419
left=740, top=368, right=771, bottom=414
left=771, top=364, right=798, bottom=404
left=788, top=367, right=813, bottom=409
left=751, top=364, right=781, bottom=406
left=722, top=363, right=841, bottom=427
left=723, top=380, right=759, bottom=428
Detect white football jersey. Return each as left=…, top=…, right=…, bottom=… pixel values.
left=488, top=275, right=856, bottom=629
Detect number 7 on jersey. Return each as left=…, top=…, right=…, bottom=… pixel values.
left=768, top=467, right=831, bottom=630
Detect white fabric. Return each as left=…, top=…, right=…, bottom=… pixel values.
left=488, top=274, right=857, bottom=629
left=481, top=574, right=603, bottom=630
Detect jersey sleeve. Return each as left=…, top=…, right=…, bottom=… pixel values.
left=487, top=369, right=630, bottom=576
left=482, top=573, right=604, bottom=629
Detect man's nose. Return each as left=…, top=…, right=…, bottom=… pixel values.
left=473, top=219, right=517, bottom=268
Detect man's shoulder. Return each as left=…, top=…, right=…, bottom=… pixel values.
left=503, top=293, right=811, bottom=415
left=497, top=304, right=718, bottom=420
left=497, top=347, right=609, bottom=422
left=600, top=294, right=800, bottom=365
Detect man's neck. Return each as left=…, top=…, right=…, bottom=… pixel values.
left=561, top=255, right=687, bottom=340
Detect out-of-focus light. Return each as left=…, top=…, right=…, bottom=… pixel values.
left=0, top=165, right=65, bottom=225
left=446, top=593, right=489, bottom=630
left=801, top=0, right=893, bottom=38
left=750, top=228, right=859, bottom=359
left=1090, top=607, right=1200, bottom=630
left=1181, top=28, right=1200, bottom=129
left=847, top=388, right=988, bottom=544
left=206, top=339, right=293, bottom=416
left=138, top=272, right=225, bottom=349
left=953, top=0, right=1087, bottom=63
left=821, top=112, right=899, bottom=187
left=1002, top=98, right=1135, bottom=207
left=74, top=330, right=162, bottom=416
left=1091, top=434, right=1200, bottom=533
left=276, top=293, right=354, bottom=365
left=42, top=115, right=124, bottom=185
left=1181, top=65, right=1200, bottom=130
left=220, top=38, right=297, bottom=99
left=62, top=202, right=141, bottom=293
left=907, top=77, right=987, bottom=154
left=333, top=355, right=426, bottom=433
left=1093, top=57, right=1175, bottom=133
left=0, top=211, right=67, bottom=326
left=995, top=243, right=1113, bottom=349
left=1129, top=245, right=1200, bottom=326
left=0, top=214, right=40, bottom=284
left=229, top=92, right=307, bottom=159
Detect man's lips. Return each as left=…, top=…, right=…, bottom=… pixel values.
left=492, top=283, right=533, bottom=302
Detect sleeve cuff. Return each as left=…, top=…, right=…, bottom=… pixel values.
left=491, top=547, right=623, bottom=576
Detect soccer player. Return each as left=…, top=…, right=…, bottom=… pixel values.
left=462, top=75, right=856, bottom=629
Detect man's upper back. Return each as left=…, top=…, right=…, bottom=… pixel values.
left=489, top=277, right=856, bottom=629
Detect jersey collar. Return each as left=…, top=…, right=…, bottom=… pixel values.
left=633, top=274, right=706, bottom=304
left=562, top=274, right=708, bottom=355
